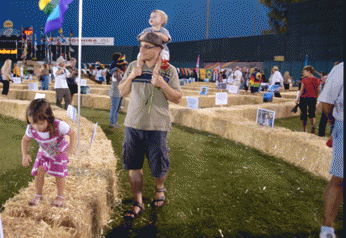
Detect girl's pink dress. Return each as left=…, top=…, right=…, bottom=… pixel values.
left=25, top=119, right=71, bottom=178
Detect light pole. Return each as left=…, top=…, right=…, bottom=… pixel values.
left=206, top=0, right=210, bottom=39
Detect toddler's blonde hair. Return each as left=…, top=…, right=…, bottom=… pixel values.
left=152, top=9, right=168, bottom=27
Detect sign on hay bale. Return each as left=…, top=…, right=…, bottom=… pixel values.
left=228, top=85, right=239, bottom=94
left=28, top=83, right=38, bottom=91
left=215, top=92, right=228, bottom=105
left=268, top=85, right=280, bottom=93
left=263, top=92, right=274, bottom=103
left=186, top=96, right=199, bottom=109
left=256, top=108, right=276, bottom=128
left=199, top=86, right=208, bottom=95
left=67, top=105, right=77, bottom=123
left=34, top=93, right=46, bottom=99
left=90, top=122, right=98, bottom=149
left=12, top=77, right=21, bottom=84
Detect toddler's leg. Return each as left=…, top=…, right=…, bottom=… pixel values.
left=56, top=177, right=65, bottom=197
left=137, top=53, right=144, bottom=74
left=35, top=166, right=45, bottom=195
left=51, top=176, right=66, bottom=207
left=153, top=55, right=162, bottom=75
left=29, top=166, right=45, bottom=206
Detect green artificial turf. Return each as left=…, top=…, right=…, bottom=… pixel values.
left=275, top=112, right=332, bottom=137
left=77, top=107, right=343, bottom=238
left=0, top=114, right=38, bottom=209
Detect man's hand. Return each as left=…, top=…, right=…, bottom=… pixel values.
left=151, top=73, right=165, bottom=88
left=129, top=66, right=142, bottom=80
left=22, top=154, right=32, bottom=167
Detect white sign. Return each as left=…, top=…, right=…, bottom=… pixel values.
left=186, top=96, right=199, bottom=109
left=28, top=83, right=38, bottom=91
left=215, top=92, right=228, bottom=105
left=228, top=85, right=239, bottom=94
left=80, top=79, right=87, bottom=86
left=12, top=77, right=21, bottom=84
left=90, top=122, right=98, bottom=149
left=0, top=214, right=4, bottom=238
left=256, top=108, right=276, bottom=128
left=51, top=37, right=114, bottom=46
left=67, top=105, right=77, bottom=123
left=34, top=93, right=46, bottom=99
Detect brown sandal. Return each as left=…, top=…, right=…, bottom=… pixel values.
left=29, top=194, right=44, bottom=206
left=124, top=201, right=145, bottom=221
left=152, top=187, right=167, bottom=208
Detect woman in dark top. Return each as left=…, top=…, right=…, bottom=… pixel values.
left=296, top=66, right=321, bottom=133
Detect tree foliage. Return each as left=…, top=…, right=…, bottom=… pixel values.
left=260, top=0, right=307, bottom=34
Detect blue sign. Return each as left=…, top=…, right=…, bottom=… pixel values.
left=268, top=85, right=280, bottom=93
left=263, top=92, right=274, bottom=103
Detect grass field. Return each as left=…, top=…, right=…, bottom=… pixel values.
left=0, top=109, right=342, bottom=238
left=0, top=114, right=39, bottom=209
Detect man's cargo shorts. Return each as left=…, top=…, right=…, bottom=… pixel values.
left=122, top=127, right=170, bottom=178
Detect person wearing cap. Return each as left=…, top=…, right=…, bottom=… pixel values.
left=109, top=57, right=128, bottom=128
left=233, top=66, right=242, bottom=88
left=119, top=32, right=182, bottom=220
left=53, top=56, right=73, bottom=109
left=271, top=66, right=284, bottom=97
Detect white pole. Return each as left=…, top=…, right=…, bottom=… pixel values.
left=0, top=214, right=4, bottom=238
left=77, top=0, right=83, bottom=154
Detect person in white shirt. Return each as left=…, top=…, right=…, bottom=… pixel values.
left=317, top=62, right=343, bottom=238
left=233, top=66, right=242, bottom=88
left=53, top=56, right=72, bottom=110
left=271, top=66, right=284, bottom=86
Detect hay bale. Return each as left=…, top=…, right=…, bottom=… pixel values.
left=1, top=213, right=74, bottom=238
left=2, top=175, right=109, bottom=238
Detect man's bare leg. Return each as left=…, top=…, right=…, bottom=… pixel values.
left=128, top=169, right=144, bottom=217
left=154, top=173, right=167, bottom=207
left=322, top=176, right=344, bottom=227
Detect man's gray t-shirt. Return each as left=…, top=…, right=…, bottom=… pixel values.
left=120, top=61, right=181, bottom=131
left=137, top=27, right=171, bottom=53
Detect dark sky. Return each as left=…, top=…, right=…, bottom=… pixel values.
left=2, top=0, right=270, bottom=45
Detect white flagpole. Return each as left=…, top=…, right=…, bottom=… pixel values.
left=77, top=0, right=83, bottom=154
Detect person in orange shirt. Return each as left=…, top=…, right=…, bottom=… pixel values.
left=13, top=63, right=20, bottom=77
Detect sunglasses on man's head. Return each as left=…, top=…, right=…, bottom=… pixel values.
left=139, top=45, right=158, bottom=50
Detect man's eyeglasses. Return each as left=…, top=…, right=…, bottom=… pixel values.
left=139, top=45, right=157, bottom=50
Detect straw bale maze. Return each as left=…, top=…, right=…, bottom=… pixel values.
left=0, top=78, right=332, bottom=237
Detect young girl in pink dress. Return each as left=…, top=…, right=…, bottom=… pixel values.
left=21, top=99, right=76, bottom=207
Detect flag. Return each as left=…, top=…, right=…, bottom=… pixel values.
left=196, top=55, right=200, bottom=79
left=43, top=0, right=74, bottom=34
left=304, top=54, right=308, bottom=67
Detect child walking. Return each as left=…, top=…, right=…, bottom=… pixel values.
left=21, top=99, right=76, bottom=207
left=137, top=9, right=171, bottom=75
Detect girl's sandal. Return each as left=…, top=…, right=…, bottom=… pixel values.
left=29, top=194, right=44, bottom=206
left=51, top=195, right=65, bottom=207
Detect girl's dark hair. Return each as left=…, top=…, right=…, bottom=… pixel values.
left=26, top=99, right=56, bottom=136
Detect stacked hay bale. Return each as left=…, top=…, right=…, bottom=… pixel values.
left=169, top=102, right=333, bottom=180
left=0, top=98, right=118, bottom=238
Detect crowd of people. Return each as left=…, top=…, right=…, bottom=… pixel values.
left=0, top=8, right=343, bottom=238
